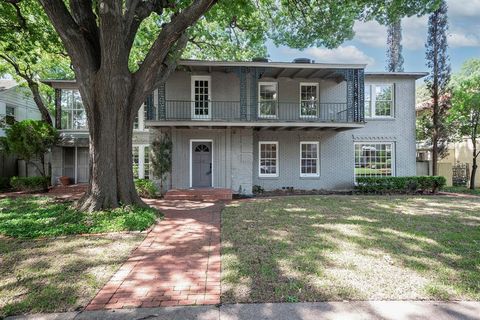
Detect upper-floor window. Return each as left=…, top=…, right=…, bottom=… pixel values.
left=258, top=82, right=277, bottom=118
left=300, top=83, right=319, bottom=118
left=5, top=105, right=15, bottom=126
left=354, top=142, right=394, bottom=178
left=364, top=84, right=394, bottom=118
left=191, top=76, right=211, bottom=120
left=61, top=89, right=87, bottom=130
left=259, top=141, right=278, bottom=177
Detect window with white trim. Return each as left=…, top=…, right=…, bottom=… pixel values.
left=355, top=142, right=394, bottom=178
left=61, top=89, right=87, bottom=129
left=300, top=142, right=319, bottom=177
left=192, top=76, right=211, bottom=119
left=5, top=105, right=15, bottom=125
left=300, top=83, right=319, bottom=118
left=132, top=145, right=150, bottom=179
left=364, top=84, right=394, bottom=118
left=259, top=142, right=278, bottom=177
left=258, top=82, right=277, bottom=118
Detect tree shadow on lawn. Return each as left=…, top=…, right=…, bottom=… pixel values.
left=221, top=195, right=480, bottom=304
left=0, top=234, right=144, bottom=318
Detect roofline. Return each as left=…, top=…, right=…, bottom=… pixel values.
left=365, top=72, right=429, bottom=79
left=177, top=59, right=366, bottom=69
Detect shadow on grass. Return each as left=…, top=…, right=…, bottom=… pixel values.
left=221, top=195, right=480, bottom=303
left=0, top=234, right=144, bottom=318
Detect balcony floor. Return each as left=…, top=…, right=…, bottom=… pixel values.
left=145, top=120, right=365, bottom=131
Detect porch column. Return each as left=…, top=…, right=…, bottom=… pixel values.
left=158, top=82, right=166, bottom=120
left=345, top=69, right=354, bottom=122
left=239, top=67, right=247, bottom=121
left=249, top=67, right=265, bottom=121
left=55, top=89, right=61, bottom=129
left=345, top=69, right=365, bottom=123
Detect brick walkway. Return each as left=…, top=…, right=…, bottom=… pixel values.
left=86, top=199, right=222, bottom=310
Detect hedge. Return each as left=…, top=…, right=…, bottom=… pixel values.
left=355, top=176, right=446, bottom=194
left=10, top=176, right=50, bottom=192
left=135, top=179, right=158, bottom=198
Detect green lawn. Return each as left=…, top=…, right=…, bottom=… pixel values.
left=0, top=196, right=160, bottom=238
left=0, top=234, right=144, bottom=317
left=443, top=186, right=480, bottom=196
left=222, top=195, right=480, bottom=303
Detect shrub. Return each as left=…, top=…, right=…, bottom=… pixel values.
left=252, top=185, right=264, bottom=194
left=10, top=176, right=50, bottom=192
left=355, top=176, right=446, bottom=194
left=0, top=177, right=10, bottom=191
left=135, top=179, right=157, bottom=198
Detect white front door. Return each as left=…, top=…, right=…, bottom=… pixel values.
left=191, top=76, right=211, bottom=120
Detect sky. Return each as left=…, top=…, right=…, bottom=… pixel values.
left=267, top=0, right=480, bottom=74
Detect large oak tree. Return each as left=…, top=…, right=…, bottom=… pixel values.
left=2, top=0, right=439, bottom=211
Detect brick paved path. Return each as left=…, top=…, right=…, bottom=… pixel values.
left=86, top=199, right=222, bottom=310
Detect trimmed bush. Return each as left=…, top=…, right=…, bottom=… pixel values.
left=135, top=179, right=157, bottom=198
left=355, top=176, right=446, bottom=194
left=10, top=176, right=50, bottom=192
left=0, top=177, right=10, bottom=191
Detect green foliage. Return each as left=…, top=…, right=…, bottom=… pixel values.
left=151, top=134, right=172, bottom=194
left=10, top=176, right=50, bottom=192
left=0, top=177, right=10, bottom=191
left=252, top=185, right=265, bottom=194
left=2, top=120, right=58, bottom=177
left=134, top=179, right=158, bottom=198
left=355, top=176, right=446, bottom=194
left=0, top=196, right=160, bottom=238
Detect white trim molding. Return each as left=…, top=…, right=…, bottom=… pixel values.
left=258, top=141, right=279, bottom=178
left=191, top=75, right=212, bottom=120
left=189, top=139, right=214, bottom=188
left=299, top=141, right=320, bottom=178
left=299, top=82, right=320, bottom=119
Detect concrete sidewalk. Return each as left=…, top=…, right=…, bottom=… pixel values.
left=7, top=301, right=480, bottom=320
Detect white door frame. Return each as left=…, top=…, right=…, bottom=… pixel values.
left=189, top=139, right=214, bottom=188
left=191, top=75, right=212, bottom=120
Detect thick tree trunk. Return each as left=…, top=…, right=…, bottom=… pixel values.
left=76, top=71, right=145, bottom=211
left=27, top=80, right=53, bottom=126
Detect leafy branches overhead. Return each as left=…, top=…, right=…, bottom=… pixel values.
left=0, top=0, right=73, bottom=124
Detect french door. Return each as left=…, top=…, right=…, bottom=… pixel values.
left=191, top=76, right=211, bottom=120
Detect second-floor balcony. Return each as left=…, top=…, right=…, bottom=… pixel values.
left=156, top=100, right=351, bottom=123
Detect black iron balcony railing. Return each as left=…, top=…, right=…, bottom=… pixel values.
left=152, top=100, right=357, bottom=123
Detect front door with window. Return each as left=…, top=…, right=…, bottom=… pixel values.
left=191, top=141, right=212, bottom=187
left=191, top=76, right=211, bottom=120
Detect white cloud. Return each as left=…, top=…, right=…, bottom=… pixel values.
left=449, top=31, right=480, bottom=47
left=448, top=0, right=480, bottom=18
left=303, top=45, right=375, bottom=66
left=353, top=21, right=386, bottom=48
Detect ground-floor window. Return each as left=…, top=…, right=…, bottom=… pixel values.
left=259, top=141, right=278, bottom=177
left=300, top=141, right=319, bottom=177
left=354, top=142, right=394, bottom=178
left=133, top=145, right=151, bottom=179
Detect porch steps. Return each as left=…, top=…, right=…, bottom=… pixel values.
left=164, top=188, right=233, bottom=201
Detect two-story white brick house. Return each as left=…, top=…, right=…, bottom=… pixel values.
left=44, top=59, right=426, bottom=194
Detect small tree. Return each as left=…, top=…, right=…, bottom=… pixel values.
left=151, top=134, right=172, bottom=195
left=449, top=60, right=480, bottom=189
left=1, top=120, right=59, bottom=181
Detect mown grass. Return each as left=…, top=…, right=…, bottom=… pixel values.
left=0, top=234, right=144, bottom=317
left=444, top=186, right=480, bottom=196
left=221, top=195, right=480, bottom=303
left=0, top=196, right=160, bottom=238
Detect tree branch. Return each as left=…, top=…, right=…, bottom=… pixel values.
left=133, top=0, right=217, bottom=101
left=70, top=0, right=100, bottom=55
left=4, top=0, right=27, bottom=29
left=123, top=0, right=173, bottom=52
left=0, top=53, right=53, bottom=126
left=38, top=0, right=99, bottom=87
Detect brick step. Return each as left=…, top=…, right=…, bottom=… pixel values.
left=164, top=188, right=233, bottom=201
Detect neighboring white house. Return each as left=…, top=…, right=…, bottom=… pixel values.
left=0, top=79, right=43, bottom=177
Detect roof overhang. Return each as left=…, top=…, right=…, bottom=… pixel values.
left=365, top=72, right=428, bottom=80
